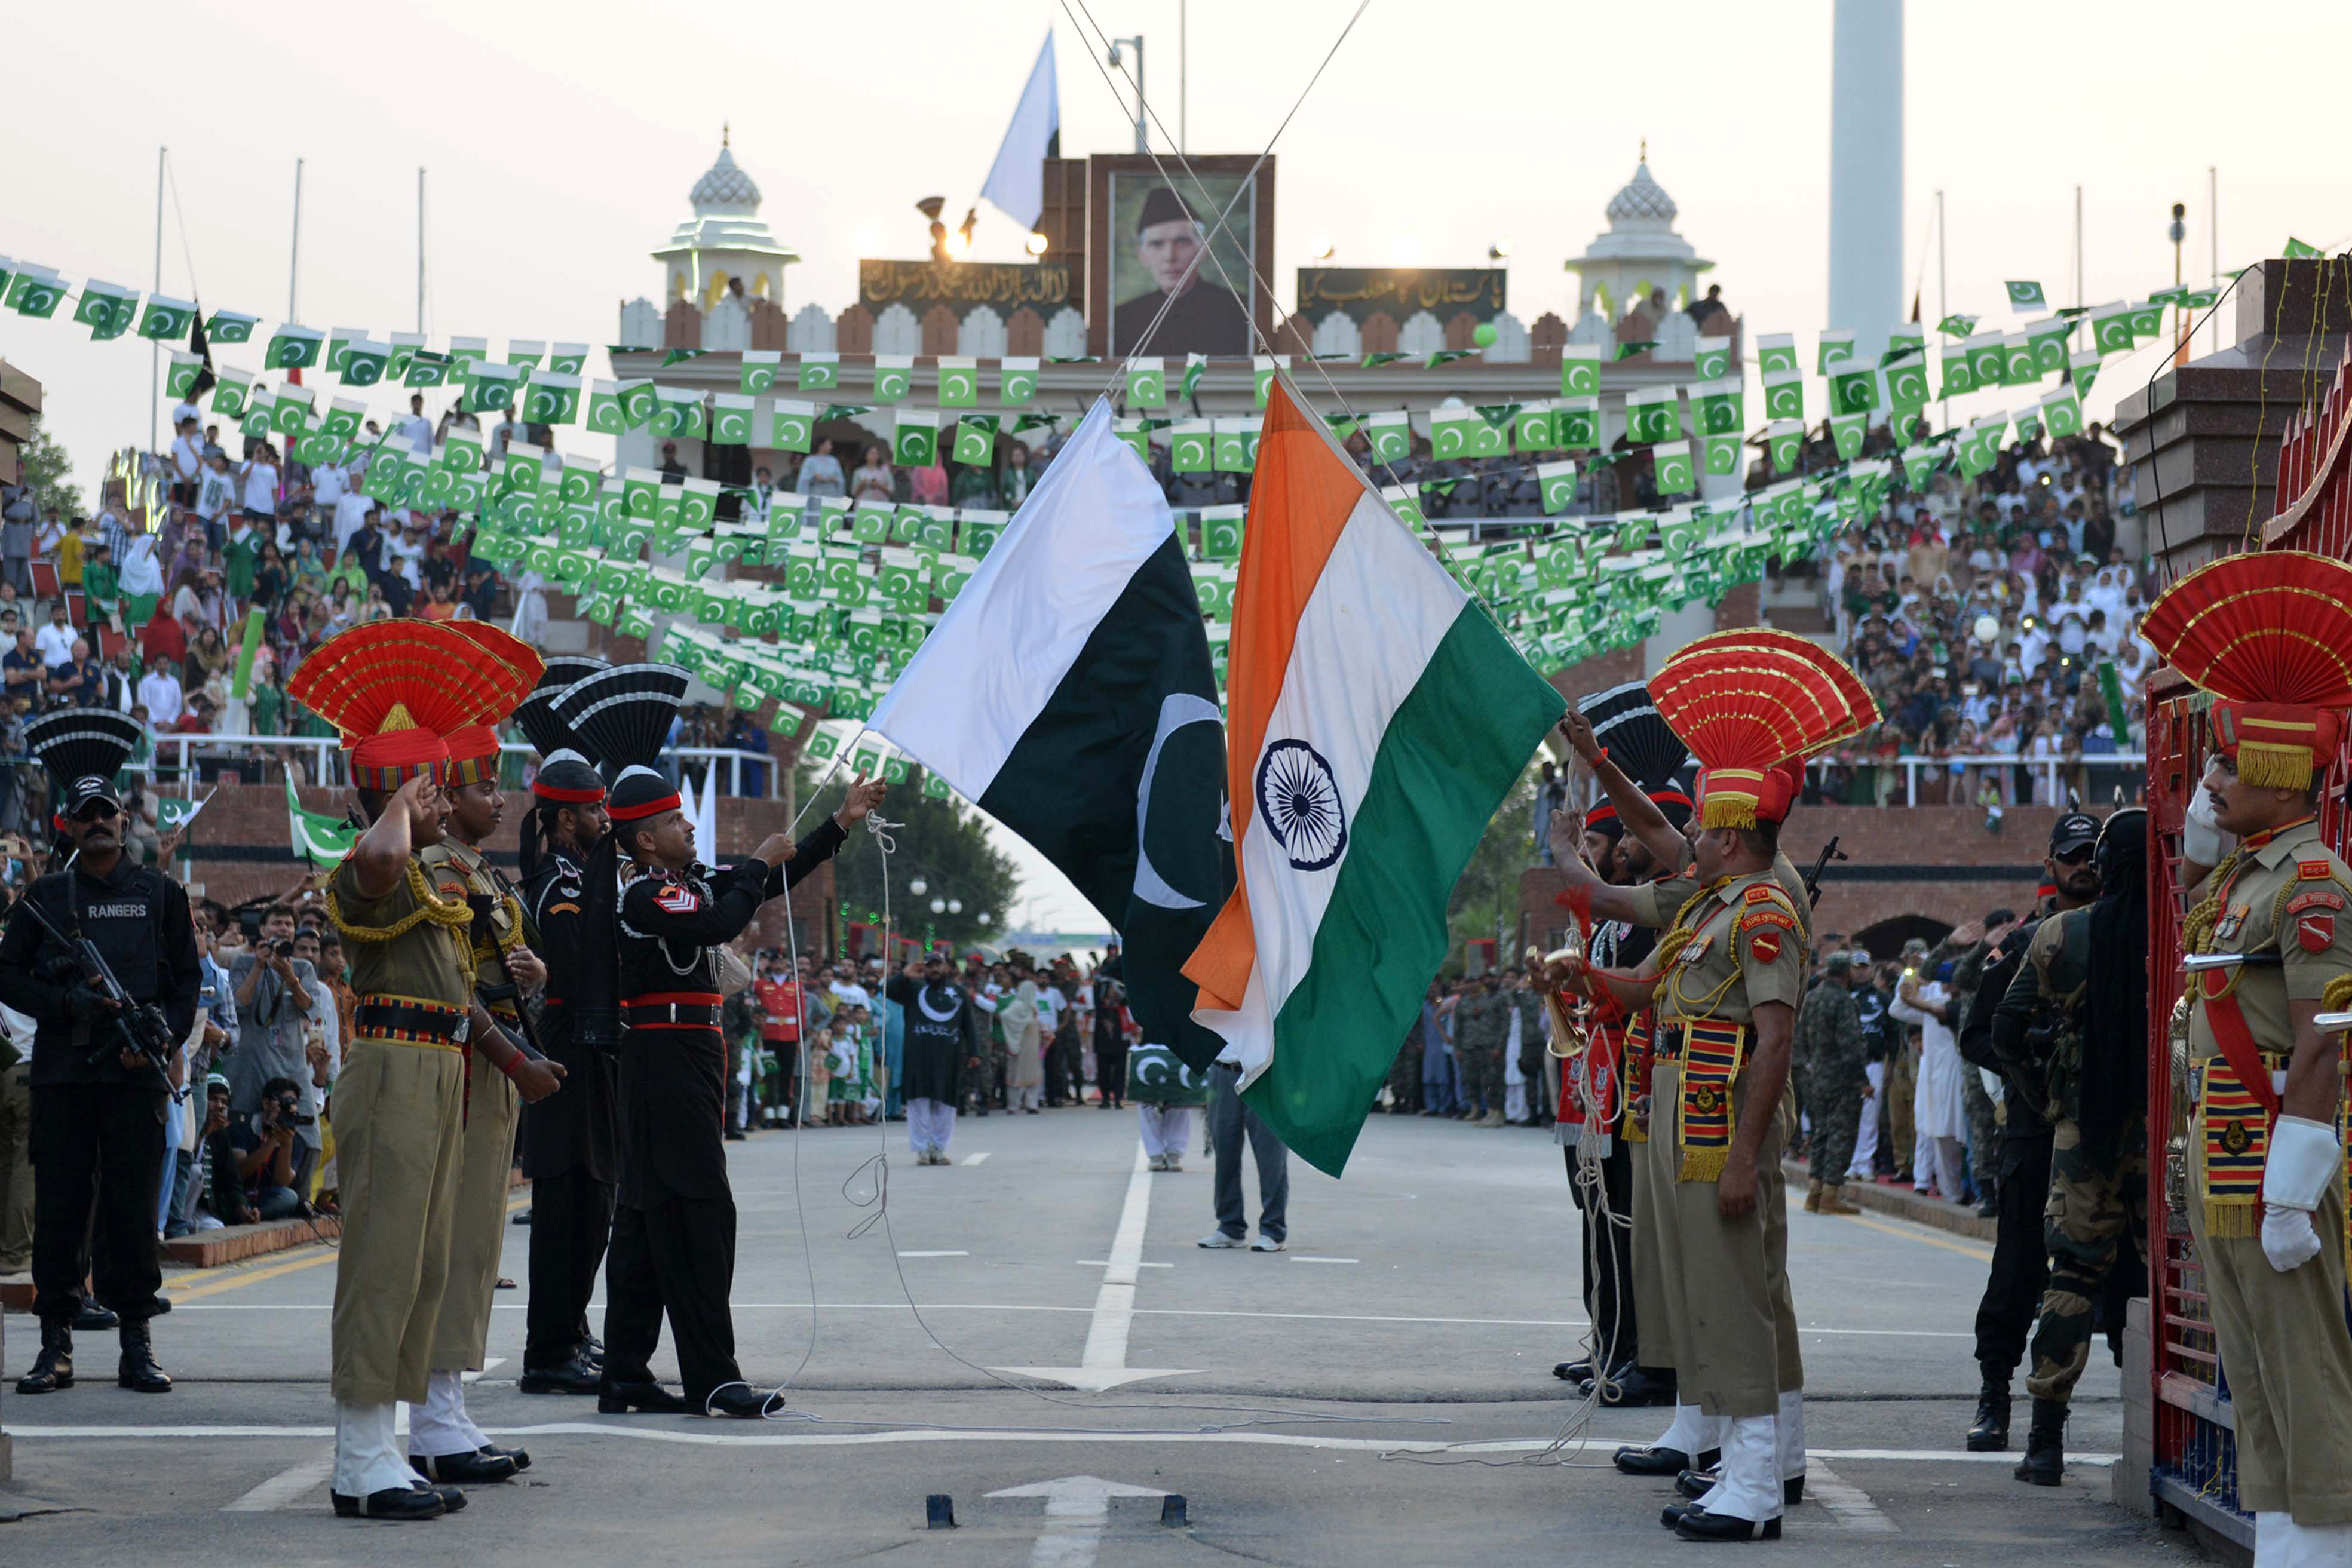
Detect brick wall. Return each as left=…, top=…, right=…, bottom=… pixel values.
left=170, top=783, right=836, bottom=952
left=1519, top=803, right=2064, bottom=963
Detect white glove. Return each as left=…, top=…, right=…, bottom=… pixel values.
left=2261, top=1205, right=2324, bottom=1272
left=2182, top=786, right=2236, bottom=869
left=2259, top=1115, right=2342, bottom=1273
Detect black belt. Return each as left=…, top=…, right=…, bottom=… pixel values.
left=623, top=999, right=722, bottom=1029
left=354, top=998, right=470, bottom=1047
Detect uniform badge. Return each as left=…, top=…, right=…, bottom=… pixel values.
left=2287, top=889, right=2344, bottom=915
left=1742, top=885, right=1778, bottom=904
left=2299, top=859, right=2333, bottom=882
left=655, top=884, right=700, bottom=914
left=1678, top=932, right=1711, bottom=966
left=1747, top=929, right=1782, bottom=965
left=1691, top=1085, right=1721, bottom=1114
left=2221, top=1118, right=2252, bottom=1156
left=2298, top=911, right=2335, bottom=953
left=2213, top=906, right=2247, bottom=944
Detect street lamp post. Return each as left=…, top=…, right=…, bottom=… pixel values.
left=2170, top=202, right=2191, bottom=368
left=1108, top=36, right=1146, bottom=154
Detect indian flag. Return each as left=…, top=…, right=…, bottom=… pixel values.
left=1185, top=378, right=1563, bottom=1175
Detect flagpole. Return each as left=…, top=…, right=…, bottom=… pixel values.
left=1179, top=0, right=1188, bottom=153
left=289, top=157, right=304, bottom=323
left=417, top=167, right=427, bottom=335
left=150, top=145, right=166, bottom=455
left=2074, top=185, right=2083, bottom=308
left=1935, top=188, right=1946, bottom=429
left=2208, top=165, right=2219, bottom=355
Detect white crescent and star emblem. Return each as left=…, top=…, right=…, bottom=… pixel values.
left=1134, top=692, right=1225, bottom=911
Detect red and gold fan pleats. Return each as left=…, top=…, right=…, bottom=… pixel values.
left=1667, top=627, right=1881, bottom=745
left=2142, top=551, right=2352, bottom=789
left=287, top=621, right=540, bottom=744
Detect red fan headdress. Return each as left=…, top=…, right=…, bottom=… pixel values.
left=2140, top=550, right=2352, bottom=790
left=287, top=622, right=539, bottom=791
left=1649, top=636, right=1869, bottom=830
left=1664, top=627, right=1882, bottom=747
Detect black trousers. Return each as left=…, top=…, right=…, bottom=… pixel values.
left=1973, top=1128, right=2054, bottom=1376
left=1568, top=1139, right=1638, bottom=1368
left=526, top=1167, right=614, bottom=1370
left=30, top=1081, right=166, bottom=1326
left=1096, top=1040, right=1128, bottom=1106
left=603, top=1193, right=740, bottom=1401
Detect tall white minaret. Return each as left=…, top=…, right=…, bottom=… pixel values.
left=1827, top=0, right=1903, bottom=364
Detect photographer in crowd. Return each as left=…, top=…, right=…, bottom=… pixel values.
left=225, top=904, right=326, bottom=1204
left=202, top=1072, right=306, bottom=1223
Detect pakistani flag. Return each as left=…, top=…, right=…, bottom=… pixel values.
left=937, top=356, right=978, bottom=407
left=271, top=384, right=314, bottom=437
left=166, top=351, right=204, bottom=399
left=2285, top=237, right=2325, bottom=260
left=1753, top=333, right=1798, bottom=375
left=1126, top=357, right=1166, bottom=408
left=1214, top=418, right=1261, bottom=474
left=1901, top=443, right=1944, bottom=491
left=1651, top=441, right=1695, bottom=496
left=1761, top=369, right=1805, bottom=422
left=1940, top=345, right=1976, bottom=398
left=873, top=355, right=913, bottom=403
left=287, top=775, right=358, bottom=863
left=137, top=294, right=197, bottom=342
left=769, top=398, right=816, bottom=453
left=894, top=409, right=940, bottom=467
left=710, top=393, right=756, bottom=446
left=1556, top=397, right=1599, bottom=450
left=1430, top=406, right=1480, bottom=460
left=2068, top=350, right=2103, bottom=398
left=1828, top=413, right=1868, bottom=461
left=468, top=362, right=523, bottom=413
left=1537, top=459, right=1578, bottom=514
left=1000, top=357, right=1039, bottom=404
left=2040, top=387, right=2084, bottom=440
left=1254, top=355, right=1290, bottom=407
left=799, top=352, right=841, bottom=391
left=1366, top=412, right=1411, bottom=464
left=342, top=339, right=392, bottom=387
left=585, top=381, right=627, bottom=434
left=266, top=324, right=325, bottom=370
left=1691, top=378, right=1744, bottom=435
left=549, top=342, right=590, bottom=376
left=953, top=415, right=997, bottom=465
left=2126, top=301, right=2166, bottom=340
left=1169, top=420, right=1212, bottom=474
left=2006, top=280, right=2047, bottom=310
left=1767, top=419, right=1804, bottom=475
left=404, top=351, right=451, bottom=388
left=1559, top=343, right=1602, bottom=398
left=1816, top=329, right=1856, bottom=373
left=523, top=370, right=581, bottom=425
left=2013, top=406, right=2044, bottom=444
left=1694, top=336, right=1732, bottom=381
left=871, top=398, right=1232, bottom=1068
left=1200, top=504, right=1245, bottom=560
left=1701, top=434, right=1744, bottom=480
left=1625, top=386, right=1681, bottom=444
left=1829, top=361, right=1879, bottom=416
left=6, top=268, right=66, bottom=318
left=2089, top=302, right=2135, bottom=354
left=2025, top=319, right=2074, bottom=373
left=73, top=281, right=139, bottom=340
left=2000, top=334, right=2038, bottom=386
left=1884, top=352, right=1931, bottom=411
left=1965, top=332, right=2006, bottom=389
left=1937, top=313, right=1979, bottom=338
left=204, top=308, right=258, bottom=343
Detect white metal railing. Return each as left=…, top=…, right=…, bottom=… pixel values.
left=1801, top=752, right=2148, bottom=808
left=112, top=735, right=784, bottom=800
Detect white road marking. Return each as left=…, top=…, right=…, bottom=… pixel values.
left=219, top=1453, right=335, bottom=1511
left=992, top=1143, right=1197, bottom=1392
left=988, top=1474, right=1169, bottom=1568
left=1292, top=1257, right=1359, bottom=1264
left=961, top=1152, right=993, bottom=1165
left=13, top=1426, right=2123, bottom=1463
left=1075, top=1259, right=1172, bottom=1268
left=898, top=1251, right=970, bottom=1258
left=461, top=1357, right=505, bottom=1383
left=1805, top=1461, right=1899, bottom=1532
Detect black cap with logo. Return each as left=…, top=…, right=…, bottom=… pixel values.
left=2049, top=811, right=2101, bottom=856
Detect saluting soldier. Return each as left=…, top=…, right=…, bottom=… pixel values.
left=286, top=622, right=562, bottom=1523
left=408, top=715, right=548, bottom=1484
left=2144, top=554, right=2352, bottom=1564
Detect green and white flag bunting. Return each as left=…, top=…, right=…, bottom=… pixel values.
left=137, top=294, right=197, bottom=341
left=1690, top=377, right=1743, bottom=435
left=2068, top=349, right=2102, bottom=398
left=1816, top=329, right=1855, bottom=373
left=1701, top=433, right=1744, bottom=478
left=8, top=268, right=68, bottom=318
left=73, top=280, right=138, bottom=340
left=799, top=352, right=840, bottom=389
left=1753, top=333, right=1798, bottom=375
left=2000, top=334, right=2037, bottom=386
left=1556, top=398, right=1599, bottom=450
left=1885, top=324, right=1926, bottom=361
left=709, top=392, right=756, bottom=445
left=872, top=355, right=913, bottom=403
left=1180, top=352, right=1208, bottom=400
left=1761, top=368, right=1804, bottom=422
left=1767, top=419, right=1804, bottom=475
left=1939, top=344, right=1976, bottom=398
left=1537, top=459, right=1578, bottom=514
left=1213, top=416, right=1261, bottom=472
left=1694, top=335, right=1732, bottom=381
left=521, top=370, right=579, bottom=424
left=937, top=355, right=978, bottom=406
left=2125, top=300, right=2166, bottom=340
left=2013, top=406, right=2044, bottom=444
left=2025, top=318, right=2073, bottom=373
left=1000, top=356, right=1039, bottom=404
left=2005, top=280, right=2046, bottom=309
left=1512, top=401, right=1555, bottom=451
left=1200, top=503, right=1246, bottom=560
left=265, top=323, right=324, bottom=369
left=953, top=415, right=996, bottom=465
left=270, top=383, right=314, bottom=435
left=287, top=773, right=358, bottom=862
left=467, top=361, right=523, bottom=412
left=1170, top=419, right=1212, bottom=472
left=1883, top=352, right=1931, bottom=409
left=890, top=409, right=937, bottom=467
left=165, top=351, right=204, bottom=398
left=1125, top=356, right=1166, bottom=407
left=2088, top=301, right=2134, bottom=354
left=2039, top=386, right=2084, bottom=439
left=769, top=398, right=815, bottom=452
left=1366, top=411, right=1411, bottom=463
left=1558, top=343, right=1602, bottom=397
left=1652, top=441, right=1695, bottom=495
left=1381, top=483, right=1426, bottom=530
left=404, top=350, right=451, bottom=388
left=341, top=339, right=392, bottom=387
left=1253, top=355, right=1289, bottom=406
left=1625, top=385, right=1681, bottom=444
left=1828, top=412, right=1868, bottom=461
left=1430, top=406, right=1480, bottom=459
left=550, top=342, right=590, bottom=375
left=1829, top=361, right=1879, bottom=415
left=740, top=349, right=781, bottom=395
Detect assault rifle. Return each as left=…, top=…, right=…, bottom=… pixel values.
left=1801, top=836, right=1846, bottom=909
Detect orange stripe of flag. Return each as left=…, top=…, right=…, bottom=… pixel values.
left=1183, top=376, right=1365, bottom=1015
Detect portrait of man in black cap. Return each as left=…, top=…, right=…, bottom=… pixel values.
left=1109, top=177, right=1253, bottom=357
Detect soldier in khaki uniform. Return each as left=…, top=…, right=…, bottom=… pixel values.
left=407, top=722, right=550, bottom=1484
left=1557, top=633, right=1874, bottom=1544
left=288, top=621, right=564, bottom=1523
left=2144, top=551, right=2352, bottom=1565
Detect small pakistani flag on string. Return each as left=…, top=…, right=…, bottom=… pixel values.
left=1180, top=352, right=1208, bottom=399
left=1513, top=402, right=1556, bottom=452
left=1556, top=397, right=1599, bottom=451
left=549, top=342, right=590, bottom=376
left=1625, top=386, right=1681, bottom=444
left=740, top=349, right=782, bottom=396
left=1380, top=483, right=1426, bottom=530
left=265, top=324, right=325, bottom=370
left=403, top=351, right=450, bottom=388
left=769, top=398, right=816, bottom=452
left=1761, top=368, right=1805, bottom=422
left=999, top=356, right=1039, bottom=404
left=1767, top=419, right=1804, bottom=475
left=1936, top=313, right=1978, bottom=338
left=1559, top=343, right=1603, bottom=397
left=1430, top=406, right=1480, bottom=459
left=341, top=339, right=392, bottom=387
left=1253, top=355, right=1289, bottom=406
left=651, top=385, right=703, bottom=437
left=1537, top=459, right=1579, bottom=514
left=73, top=281, right=139, bottom=340
left=680, top=477, right=720, bottom=529
left=1885, top=324, right=1926, bottom=362
left=2013, top=406, right=2044, bottom=444
left=623, top=468, right=661, bottom=520
left=2005, top=280, right=2047, bottom=309
left=1125, top=356, right=1166, bottom=407
left=2126, top=300, right=2166, bottom=340
left=1701, top=434, right=1744, bottom=479
left=953, top=415, right=996, bottom=465
left=1937, top=343, right=1975, bottom=398
left=2025, top=318, right=2074, bottom=373
left=522, top=370, right=581, bottom=424
left=1901, top=443, right=1943, bottom=490
left=324, top=326, right=367, bottom=375
left=612, top=379, right=655, bottom=429
left=506, top=339, right=546, bottom=371
left=1827, top=413, right=1868, bottom=461
left=2284, top=237, right=2325, bottom=259
left=201, top=307, right=256, bottom=342
left=497, top=443, right=544, bottom=495
left=799, top=352, right=840, bottom=390
left=1651, top=441, right=1695, bottom=496
left=958, top=510, right=1006, bottom=559
left=1960, top=331, right=2002, bottom=390
left=709, top=392, right=756, bottom=445
left=1816, top=329, right=1856, bottom=373
left=1213, top=417, right=1260, bottom=472
left=936, top=355, right=978, bottom=407
left=166, top=350, right=204, bottom=398
left=467, top=361, right=522, bottom=412
left=1693, top=336, right=1732, bottom=381
left=137, top=294, right=197, bottom=341
left=893, top=409, right=939, bottom=466
left=1883, top=352, right=1931, bottom=411
left=2068, top=349, right=2103, bottom=398
left=2000, top=333, right=2038, bottom=386
left=1691, top=377, right=1744, bottom=435
left=872, top=355, right=913, bottom=403
left=1366, top=410, right=1411, bottom=463
left=1751, top=333, right=1796, bottom=375
left=1169, top=419, right=1212, bottom=473
left=1200, top=503, right=1245, bottom=560
left=7, top=268, right=68, bottom=318
left=1611, top=341, right=1655, bottom=362
left=270, top=383, right=314, bottom=437
left=585, top=380, right=625, bottom=433
left=2039, top=387, right=2084, bottom=440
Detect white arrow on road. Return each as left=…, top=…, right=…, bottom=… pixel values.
left=995, top=1143, right=1197, bottom=1391
left=986, top=1474, right=1170, bottom=1568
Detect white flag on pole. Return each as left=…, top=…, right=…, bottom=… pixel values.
left=979, top=33, right=1059, bottom=230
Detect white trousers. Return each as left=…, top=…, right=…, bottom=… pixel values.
left=2255, top=1513, right=2352, bottom=1567
left=333, top=1400, right=414, bottom=1498
left=1138, top=1104, right=1194, bottom=1159
left=1709, top=1414, right=1786, bottom=1524
left=409, top=1367, right=488, bottom=1458
left=1848, top=1062, right=1883, bottom=1177
left=1655, top=1400, right=1722, bottom=1459
left=907, top=1098, right=956, bottom=1156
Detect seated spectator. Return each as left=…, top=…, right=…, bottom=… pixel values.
left=204, top=1073, right=306, bottom=1224
left=33, top=601, right=76, bottom=671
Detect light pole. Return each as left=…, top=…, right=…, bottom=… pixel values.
left=1108, top=36, right=1146, bottom=154
left=2169, top=202, right=2190, bottom=367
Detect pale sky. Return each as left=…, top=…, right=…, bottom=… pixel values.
left=7, top=0, right=2347, bottom=927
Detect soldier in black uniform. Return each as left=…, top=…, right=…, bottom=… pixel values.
left=0, top=709, right=201, bottom=1397
left=516, top=749, right=613, bottom=1395
left=594, top=763, right=887, bottom=1417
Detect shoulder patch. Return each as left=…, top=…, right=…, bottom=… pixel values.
left=654, top=883, right=700, bottom=914
left=2287, top=888, right=2346, bottom=915
left=2299, top=859, right=2336, bottom=882
left=1743, top=885, right=1778, bottom=903
left=433, top=877, right=468, bottom=901
left=2297, top=910, right=2337, bottom=954
left=1740, top=907, right=1799, bottom=934
left=1747, top=929, right=1784, bottom=965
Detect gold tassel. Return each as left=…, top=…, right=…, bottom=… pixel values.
left=1679, top=1147, right=1731, bottom=1183
left=2205, top=1200, right=2259, bottom=1239
left=1700, top=795, right=1758, bottom=830
left=2322, top=973, right=2352, bottom=1015
left=2236, top=739, right=2313, bottom=791
left=1623, top=1121, right=1649, bottom=1144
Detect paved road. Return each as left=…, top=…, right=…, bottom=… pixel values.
left=0, top=1104, right=2189, bottom=1564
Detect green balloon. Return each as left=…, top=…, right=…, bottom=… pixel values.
left=1472, top=321, right=1498, bottom=348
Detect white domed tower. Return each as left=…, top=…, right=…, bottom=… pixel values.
left=652, top=128, right=798, bottom=316
left=1565, top=148, right=1713, bottom=339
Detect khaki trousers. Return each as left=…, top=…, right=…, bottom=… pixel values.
left=1633, top=1061, right=1682, bottom=1372
left=330, top=1040, right=465, bottom=1405
left=1669, top=1070, right=1803, bottom=1418
left=430, top=1064, right=519, bottom=1371
left=2190, top=1155, right=2352, bottom=1522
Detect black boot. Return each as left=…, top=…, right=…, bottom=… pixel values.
left=2014, top=1397, right=2065, bottom=1485
left=116, top=1320, right=172, bottom=1392
left=1967, top=1367, right=2012, bottom=1452
left=17, top=1321, right=72, bottom=1394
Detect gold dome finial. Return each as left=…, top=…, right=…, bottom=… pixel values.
left=722, top=121, right=730, bottom=147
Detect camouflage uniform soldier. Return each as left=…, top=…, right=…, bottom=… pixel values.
left=1949, top=930, right=2007, bottom=1213
left=1452, top=975, right=1513, bottom=1127
left=1792, top=953, right=1865, bottom=1214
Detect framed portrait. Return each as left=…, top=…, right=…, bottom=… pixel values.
left=1088, top=154, right=1277, bottom=359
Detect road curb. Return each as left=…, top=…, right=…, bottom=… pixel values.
left=1781, top=1159, right=1997, bottom=1242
